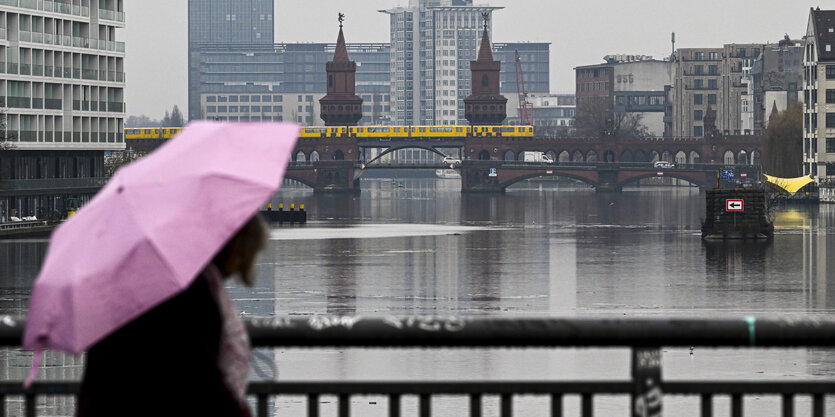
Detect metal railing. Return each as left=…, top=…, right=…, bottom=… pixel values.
left=0, top=317, right=832, bottom=416
left=0, top=177, right=107, bottom=191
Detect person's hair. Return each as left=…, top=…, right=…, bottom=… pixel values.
left=212, top=215, right=268, bottom=287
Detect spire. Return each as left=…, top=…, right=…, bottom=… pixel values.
left=333, top=12, right=349, bottom=62
left=477, top=12, right=493, bottom=62
left=477, top=27, right=493, bottom=62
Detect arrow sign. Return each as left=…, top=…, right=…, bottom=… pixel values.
left=726, top=199, right=744, bottom=212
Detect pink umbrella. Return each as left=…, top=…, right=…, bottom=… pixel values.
left=23, top=121, right=299, bottom=374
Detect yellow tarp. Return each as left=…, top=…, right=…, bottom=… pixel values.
left=764, top=174, right=814, bottom=194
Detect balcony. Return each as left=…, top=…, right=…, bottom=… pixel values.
left=82, top=68, right=97, bottom=80
left=108, top=102, right=124, bottom=113
left=44, top=98, right=62, bottom=110
left=7, top=97, right=30, bottom=108
left=0, top=177, right=108, bottom=191
left=32, top=98, right=42, bottom=108
left=18, top=30, right=30, bottom=42
left=32, top=65, right=42, bottom=76
left=19, top=63, right=30, bottom=75
left=98, top=8, right=125, bottom=22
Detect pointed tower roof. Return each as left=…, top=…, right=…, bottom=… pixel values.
left=769, top=100, right=780, bottom=121
left=333, top=27, right=350, bottom=62
left=477, top=28, right=493, bottom=62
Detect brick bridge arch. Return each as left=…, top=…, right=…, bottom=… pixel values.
left=363, top=144, right=450, bottom=166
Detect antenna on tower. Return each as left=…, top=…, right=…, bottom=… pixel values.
left=671, top=32, right=676, bottom=61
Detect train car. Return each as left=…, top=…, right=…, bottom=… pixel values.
left=299, top=126, right=348, bottom=138
left=124, top=127, right=183, bottom=140
left=472, top=126, right=533, bottom=137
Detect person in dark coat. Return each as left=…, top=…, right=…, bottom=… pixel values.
left=77, top=215, right=268, bottom=417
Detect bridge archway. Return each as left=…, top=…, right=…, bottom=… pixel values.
left=689, top=150, right=700, bottom=164
left=572, top=150, right=584, bottom=162
left=603, top=150, right=615, bottom=163
left=751, top=150, right=761, bottom=165
left=334, top=150, right=345, bottom=160
left=478, top=150, right=491, bottom=160
left=295, top=151, right=307, bottom=162
left=586, top=150, right=597, bottom=162
left=282, top=173, right=317, bottom=189
left=662, top=150, right=673, bottom=162
left=621, top=150, right=633, bottom=162
left=738, top=150, right=748, bottom=165
left=363, top=145, right=448, bottom=166
left=504, top=150, right=515, bottom=161
left=675, top=151, right=687, bottom=165
left=310, top=151, right=320, bottom=162
left=559, top=150, right=570, bottom=162
left=619, top=172, right=708, bottom=189
left=650, top=150, right=660, bottom=162
left=634, top=150, right=647, bottom=162
left=546, top=150, right=556, bottom=161
left=517, top=151, right=526, bottom=161
left=724, top=150, right=734, bottom=164
left=502, top=172, right=598, bottom=190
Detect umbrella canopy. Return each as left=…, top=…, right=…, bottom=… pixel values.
left=24, top=121, right=299, bottom=355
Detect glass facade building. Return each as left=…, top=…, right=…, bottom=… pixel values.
left=193, top=43, right=391, bottom=126
left=188, top=0, right=274, bottom=120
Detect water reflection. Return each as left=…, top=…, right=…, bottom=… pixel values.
left=4, top=180, right=835, bottom=415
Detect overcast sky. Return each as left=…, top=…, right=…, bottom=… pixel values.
left=123, top=0, right=814, bottom=120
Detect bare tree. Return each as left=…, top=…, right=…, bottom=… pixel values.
left=574, top=98, right=649, bottom=138
left=762, top=102, right=802, bottom=178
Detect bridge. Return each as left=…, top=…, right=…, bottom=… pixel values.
left=286, top=133, right=763, bottom=193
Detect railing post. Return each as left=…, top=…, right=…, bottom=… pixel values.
left=631, top=347, right=662, bottom=417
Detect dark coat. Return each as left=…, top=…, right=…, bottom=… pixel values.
left=77, top=276, right=251, bottom=417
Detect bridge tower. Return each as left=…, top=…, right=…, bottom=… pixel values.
left=464, top=13, right=507, bottom=125
left=319, top=14, right=363, bottom=126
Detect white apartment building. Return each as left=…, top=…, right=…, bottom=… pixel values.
left=0, top=0, right=125, bottom=222
left=803, top=8, right=835, bottom=181
left=381, top=0, right=500, bottom=126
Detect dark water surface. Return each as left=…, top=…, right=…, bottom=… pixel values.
left=2, top=178, right=835, bottom=416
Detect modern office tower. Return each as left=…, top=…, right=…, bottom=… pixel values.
left=188, top=0, right=274, bottom=120
left=803, top=7, right=835, bottom=180
left=193, top=43, right=390, bottom=126
left=381, top=0, right=501, bottom=126
left=0, top=0, right=126, bottom=222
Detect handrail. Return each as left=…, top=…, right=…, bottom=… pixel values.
left=0, top=316, right=829, bottom=348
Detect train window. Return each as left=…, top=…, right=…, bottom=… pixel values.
left=367, top=127, right=390, bottom=133
left=456, top=128, right=462, bottom=132
left=429, top=127, right=452, bottom=133
left=501, top=127, right=515, bottom=132
left=307, top=128, right=327, bottom=133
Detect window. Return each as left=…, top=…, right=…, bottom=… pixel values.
left=252, top=106, right=260, bottom=112
left=694, top=126, right=703, bottom=137
left=694, top=79, right=704, bottom=89
left=273, top=106, right=282, bottom=112
left=240, top=106, right=249, bottom=113
left=708, top=79, right=718, bottom=89
left=827, top=113, right=835, bottom=128
left=218, top=106, right=227, bottom=112
left=694, top=94, right=703, bottom=105
left=737, top=48, right=746, bottom=57
left=694, top=65, right=704, bottom=75
left=827, top=138, right=835, bottom=153
left=229, top=96, right=238, bottom=103
left=229, top=106, right=238, bottom=112
left=253, top=96, right=261, bottom=103
left=218, top=96, right=228, bottom=102
left=240, top=96, right=250, bottom=102
left=207, top=106, right=216, bottom=113
left=694, top=110, right=703, bottom=121
left=827, top=90, right=835, bottom=104
left=206, top=96, right=217, bottom=102
left=709, top=52, right=719, bottom=60
left=694, top=52, right=704, bottom=61
left=708, top=65, right=718, bottom=75
left=708, top=94, right=717, bottom=105
left=827, top=65, right=835, bottom=79
left=328, top=75, right=333, bottom=88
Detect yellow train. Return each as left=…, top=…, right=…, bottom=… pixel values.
left=299, top=125, right=534, bottom=138
left=124, top=125, right=533, bottom=141
left=124, top=127, right=183, bottom=140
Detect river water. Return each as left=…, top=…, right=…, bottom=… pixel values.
left=1, top=178, right=834, bottom=416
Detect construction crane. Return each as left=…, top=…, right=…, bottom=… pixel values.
left=515, top=49, right=534, bottom=126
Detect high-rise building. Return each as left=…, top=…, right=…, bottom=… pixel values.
left=803, top=7, right=835, bottom=180
left=671, top=44, right=765, bottom=138
left=381, top=0, right=501, bottom=126
left=0, top=0, right=127, bottom=222
left=187, top=0, right=274, bottom=120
